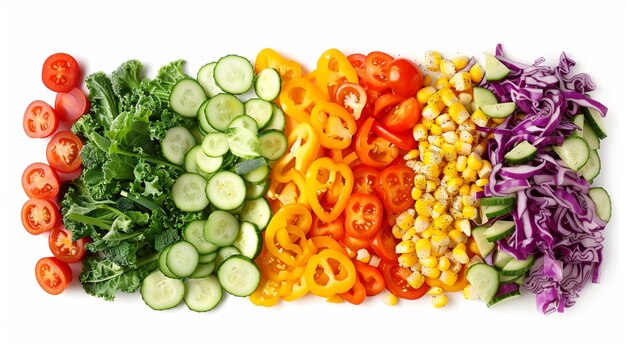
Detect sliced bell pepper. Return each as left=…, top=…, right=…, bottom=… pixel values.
left=255, top=48, right=303, bottom=83
left=249, top=277, right=283, bottom=307
left=309, top=227, right=345, bottom=249
left=338, top=274, right=366, bottom=305
left=355, top=117, right=400, bottom=169
left=271, top=122, right=321, bottom=183
left=265, top=224, right=315, bottom=267
left=372, top=121, right=418, bottom=151
left=258, top=249, right=305, bottom=282
left=266, top=174, right=309, bottom=213
left=316, top=48, right=359, bottom=100
left=282, top=274, right=309, bottom=302
left=304, top=248, right=357, bottom=297
left=279, top=77, right=325, bottom=123
left=310, top=102, right=357, bottom=150
left=335, top=82, right=367, bottom=121
left=305, top=157, right=354, bottom=223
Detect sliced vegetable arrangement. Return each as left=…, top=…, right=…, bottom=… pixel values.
left=19, top=45, right=610, bottom=315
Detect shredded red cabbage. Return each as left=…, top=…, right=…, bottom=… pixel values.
left=481, top=44, right=608, bottom=314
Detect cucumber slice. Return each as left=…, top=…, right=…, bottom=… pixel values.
left=466, top=263, right=499, bottom=303
left=504, top=140, right=537, bottom=165
left=206, top=93, right=245, bottom=132
left=141, top=270, right=185, bottom=310
left=199, top=252, right=217, bottom=264
left=233, top=221, right=262, bottom=259
left=206, top=171, right=246, bottom=211
left=499, top=272, right=520, bottom=283
left=553, top=136, right=590, bottom=171
left=184, top=145, right=202, bottom=175
left=484, top=220, right=516, bottom=243
left=171, top=173, right=210, bottom=212
left=204, top=210, right=240, bottom=247
left=169, top=79, right=207, bottom=117
left=228, top=114, right=259, bottom=135
left=570, top=114, right=584, bottom=138
left=184, top=275, right=223, bottom=312
left=195, top=152, right=223, bottom=174
left=480, top=196, right=516, bottom=207
left=198, top=100, right=218, bottom=133
left=183, top=220, right=219, bottom=255
left=189, top=261, right=216, bottom=279
left=259, top=130, right=288, bottom=161
left=202, top=133, right=229, bottom=157
left=234, top=157, right=267, bottom=175
left=239, top=198, right=272, bottom=231
left=244, top=98, right=274, bottom=130
left=473, top=87, right=498, bottom=109
left=471, top=226, right=495, bottom=258
left=246, top=179, right=270, bottom=200
left=485, top=53, right=510, bottom=81
left=214, top=55, right=254, bottom=95
left=582, top=107, right=607, bottom=139
left=166, top=241, right=199, bottom=278
left=197, top=62, right=223, bottom=97
left=487, top=289, right=521, bottom=308
left=514, top=275, right=526, bottom=285
left=217, top=255, right=261, bottom=297
left=243, top=165, right=269, bottom=183
left=501, top=256, right=534, bottom=276
left=482, top=204, right=514, bottom=219
left=480, top=102, right=516, bottom=118
left=162, top=126, right=196, bottom=166
left=215, top=246, right=241, bottom=268
left=582, top=121, right=601, bottom=150
left=493, top=249, right=514, bottom=270
left=589, top=187, right=611, bottom=222
left=579, top=149, right=600, bottom=182
left=158, top=245, right=177, bottom=278
left=261, top=104, right=286, bottom=132
left=191, top=126, right=205, bottom=144
left=255, top=68, right=282, bottom=101
left=227, top=128, right=261, bottom=159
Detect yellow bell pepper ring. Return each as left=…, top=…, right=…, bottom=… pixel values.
left=316, top=48, right=359, bottom=100
left=279, top=78, right=325, bottom=123
left=310, top=102, right=357, bottom=150
left=304, top=248, right=357, bottom=297
left=271, top=122, right=321, bottom=183
left=305, top=157, right=354, bottom=223
left=255, top=48, right=303, bottom=83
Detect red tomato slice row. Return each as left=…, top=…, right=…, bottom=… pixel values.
left=42, top=53, right=80, bottom=93
left=21, top=198, right=59, bottom=235
left=35, top=257, right=73, bottom=295
left=55, top=87, right=89, bottom=122
left=22, top=163, right=61, bottom=199
left=46, top=131, right=83, bottom=173
left=49, top=225, right=89, bottom=263
left=23, top=100, right=59, bottom=138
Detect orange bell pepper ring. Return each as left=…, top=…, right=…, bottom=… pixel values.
left=310, top=235, right=346, bottom=253
left=255, top=48, right=303, bottom=83
left=355, top=117, right=400, bottom=169
left=316, top=48, right=359, bottom=100
left=305, top=157, right=354, bottom=223
left=266, top=174, right=309, bottom=213
left=249, top=277, right=283, bottom=307
left=265, top=224, right=314, bottom=267
left=310, top=102, right=357, bottom=150
left=279, top=77, right=325, bottom=123
left=256, top=245, right=305, bottom=282
left=304, top=248, right=357, bottom=297
left=271, top=122, right=320, bottom=183
left=282, top=274, right=309, bottom=302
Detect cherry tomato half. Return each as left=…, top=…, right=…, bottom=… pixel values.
left=344, top=193, right=384, bottom=239
left=23, top=100, right=59, bottom=138
left=335, top=82, right=367, bottom=120
left=352, top=165, right=380, bottom=195
left=382, top=97, right=421, bottom=132
left=35, top=257, right=72, bottom=295
left=355, top=261, right=386, bottom=296
left=21, top=198, right=59, bottom=235
left=55, top=87, right=89, bottom=122
left=21, top=162, right=61, bottom=199
left=376, top=164, right=414, bottom=213
left=373, top=93, right=404, bottom=118
left=370, top=225, right=399, bottom=263
left=49, top=225, right=88, bottom=263
left=380, top=262, right=429, bottom=300
left=41, top=53, right=80, bottom=93
left=347, top=53, right=367, bottom=83
left=46, top=131, right=83, bottom=173
left=365, top=51, right=394, bottom=90
left=388, top=58, right=424, bottom=97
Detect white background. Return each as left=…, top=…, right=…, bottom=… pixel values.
left=1, top=1, right=625, bottom=350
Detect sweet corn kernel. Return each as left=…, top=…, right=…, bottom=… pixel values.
left=431, top=231, right=450, bottom=249
left=435, top=113, right=451, bottom=126
left=447, top=229, right=465, bottom=245
left=421, top=266, right=441, bottom=279
left=404, top=227, right=417, bottom=240
left=456, top=155, right=468, bottom=172
left=396, top=212, right=415, bottom=231
left=417, top=86, right=437, bottom=104
left=439, top=269, right=459, bottom=286
left=356, top=248, right=371, bottom=263
left=407, top=271, right=425, bottom=289
left=423, top=74, right=433, bottom=86
left=412, top=124, right=428, bottom=142
left=423, top=166, right=440, bottom=182
left=411, top=188, right=423, bottom=201
left=459, top=219, right=471, bottom=236
left=451, top=195, right=463, bottom=211
left=422, top=193, right=436, bottom=206
left=427, top=91, right=445, bottom=110
left=459, top=131, right=474, bottom=145
left=451, top=72, right=472, bottom=91
left=429, top=124, right=443, bottom=136
left=462, top=206, right=478, bottom=220
left=431, top=294, right=448, bottom=308
left=438, top=256, right=451, bottom=271
left=392, top=224, right=403, bottom=239
left=432, top=202, right=447, bottom=216
left=446, top=177, right=463, bottom=194
left=433, top=187, right=449, bottom=204
left=467, top=152, right=482, bottom=171
left=491, top=117, right=506, bottom=124
left=442, top=162, right=458, bottom=178
left=469, top=239, right=481, bottom=255
left=384, top=293, right=398, bottom=306
left=476, top=178, right=489, bottom=187
left=453, top=56, right=470, bottom=70
left=449, top=103, right=470, bottom=125
left=421, top=227, right=435, bottom=239
left=441, top=121, right=457, bottom=132
left=415, top=238, right=431, bottom=259
left=452, top=248, right=469, bottom=265
left=414, top=215, right=430, bottom=233
left=398, top=253, right=418, bottom=268
left=433, top=214, right=453, bottom=231
left=459, top=184, right=470, bottom=196
left=414, top=201, right=430, bottom=217
left=463, top=284, right=480, bottom=300
left=435, top=76, right=452, bottom=90
left=439, top=59, right=456, bottom=78
left=419, top=256, right=438, bottom=268
left=441, top=143, right=457, bottom=162
left=462, top=167, right=477, bottom=182
left=422, top=118, right=434, bottom=129
left=370, top=255, right=381, bottom=268
left=427, top=286, right=444, bottom=295
left=427, top=136, right=445, bottom=149
left=470, top=184, right=483, bottom=197
left=405, top=149, right=420, bottom=160
left=442, top=132, right=459, bottom=145
left=462, top=195, right=476, bottom=207
left=438, top=88, right=459, bottom=107
left=421, top=104, right=440, bottom=120
left=451, top=260, right=462, bottom=273
left=468, top=255, right=484, bottom=267
left=458, top=92, right=473, bottom=105
left=470, top=109, right=489, bottom=127
left=478, top=160, right=493, bottom=179
left=396, top=240, right=415, bottom=254
left=469, top=63, right=483, bottom=83
left=425, top=51, right=442, bottom=71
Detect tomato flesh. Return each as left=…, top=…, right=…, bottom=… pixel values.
left=365, top=51, right=394, bottom=90
left=352, top=165, right=380, bottom=195
left=344, top=193, right=383, bottom=239
left=23, top=100, right=58, bottom=138
left=55, top=87, right=89, bottom=122
left=373, top=93, right=404, bottom=118
left=381, top=263, right=428, bottom=300
left=355, top=261, right=385, bottom=296
left=347, top=53, right=367, bottom=83
left=376, top=164, right=414, bottom=213
left=388, top=58, right=423, bottom=97
left=35, top=257, right=72, bottom=295
left=373, top=121, right=418, bottom=151
left=21, top=198, right=59, bottom=235
left=335, top=82, right=366, bottom=120
left=46, top=131, right=83, bottom=173
left=49, top=225, right=88, bottom=263
left=22, top=163, right=61, bottom=199
left=382, top=97, right=421, bottom=132
left=42, top=53, right=79, bottom=93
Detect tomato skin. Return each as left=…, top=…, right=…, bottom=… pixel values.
left=382, top=97, right=421, bottom=132
left=339, top=275, right=366, bottom=305
left=46, top=131, right=83, bottom=173
left=21, top=163, right=61, bottom=199
left=49, top=225, right=88, bottom=263
left=373, top=93, right=404, bottom=119
left=355, top=261, right=385, bottom=296
left=310, top=214, right=345, bottom=242
left=55, top=87, right=89, bottom=122
left=380, top=262, right=429, bottom=300
left=365, top=51, right=394, bottom=90
left=23, top=100, right=59, bottom=138
left=42, top=53, right=79, bottom=93
left=387, top=58, right=423, bottom=97
left=355, top=118, right=400, bottom=169
left=370, top=225, right=399, bottom=263
left=376, top=164, right=415, bottom=213
left=344, top=193, right=384, bottom=239
left=352, top=165, right=380, bottom=195
left=35, top=257, right=72, bottom=295
left=373, top=121, right=418, bottom=151
left=21, top=198, right=59, bottom=235
left=347, top=53, right=367, bottom=82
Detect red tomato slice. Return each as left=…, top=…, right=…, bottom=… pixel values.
left=373, top=93, right=404, bottom=118
left=46, top=131, right=83, bottom=173
left=22, top=162, right=61, bottom=199
left=344, top=193, right=384, bottom=239
left=352, top=165, right=380, bottom=195
left=42, top=53, right=80, bottom=93
left=55, top=87, right=89, bottom=122
left=335, top=82, right=366, bottom=120
left=339, top=274, right=366, bottom=305
left=342, top=233, right=372, bottom=252
left=382, top=97, right=421, bottom=132
left=373, top=121, right=418, bottom=151
left=355, top=261, right=386, bottom=296
left=49, top=225, right=88, bottom=263
left=347, top=53, right=367, bottom=82
left=370, top=225, right=399, bottom=263
left=380, top=262, right=428, bottom=300
left=21, top=198, right=59, bottom=235
left=23, top=100, right=59, bottom=138
left=35, top=257, right=72, bottom=295
left=376, top=164, right=414, bottom=213
left=388, top=58, right=424, bottom=97
left=365, top=51, right=394, bottom=90
left=310, top=214, right=345, bottom=242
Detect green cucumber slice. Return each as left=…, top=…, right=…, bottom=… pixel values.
left=485, top=53, right=510, bottom=81
left=484, top=220, right=516, bottom=243
left=504, top=140, right=537, bottom=165
left=589, top=187, right=611, bottom=222
left=466, top=263, right=499, bottom=303
left=480, top=102, right=516, bottom=118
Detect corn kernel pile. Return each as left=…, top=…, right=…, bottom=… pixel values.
left=391, top=51, right=504, bottom=308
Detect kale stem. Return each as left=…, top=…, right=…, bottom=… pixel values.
left=66, top=213, right=113, bottom=230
